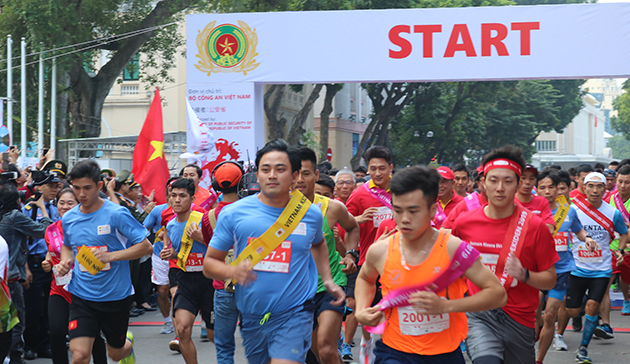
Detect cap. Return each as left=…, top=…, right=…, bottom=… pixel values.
left=129, top=178, right=140, bottom=188
left=584, top=172, right=606, bottom=185
left=436, top=166, right=454, bottom=180
left=101, top=168, right=116, bottom=178
left=524, top=164, right=538, bottom=175
left=43, top=160, right=67, bottom=179
left=214, top=162, right=244, bottom=188
left=603, top=168, right=617, bottom=178
left=117, top=170, right=131, bottom=184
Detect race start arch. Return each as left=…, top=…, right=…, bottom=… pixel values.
left=185, top=3, right=630, bottom=177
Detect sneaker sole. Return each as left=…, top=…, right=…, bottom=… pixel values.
left=169, top=343, right=181, bottom=352
left=593, top=328, right=614, bottom=340
left=576, top=359, right=592, bottom=364
left=555, top=346, right=568, bottom=351
left=621, top=312, right=630, bottom=316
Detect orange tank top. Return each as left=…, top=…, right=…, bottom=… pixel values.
left=381, top=231, right=468, bottom=355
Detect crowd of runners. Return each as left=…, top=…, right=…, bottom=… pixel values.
left=2, top=140, right=630, bottom=364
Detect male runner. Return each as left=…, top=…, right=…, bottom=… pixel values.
left=441, top=175, right=488, bottom=231
left=296, top=147, right=360, bottom=364
left=535, top=170, right=594, bottom=361
left=354, top=166, right=367, bottom=179
left=355, top=165, right=507, bottom=363
left=565, top=171, right=629, bottom=363
left=334, top=168, right=356, bottom=204
left=204, top=139, right=345, bottom=364
left=603, top=169, right=616, bottom=202
left=159, top=178, right=214, bottom=364
left=346, top=146, right=394, bottom=364
left=180, top=164, right=212, bottom=205
left=56, top=160, right=152, bottom=364
left=609, top=161, right=619, bottom=171
left=453, top=164, right=470, bottom=197
left=606, top=165, right=630, bottom=316
left=433, top=167, right=463, bottom=228
left=451, top=145, right=558, bottom=364
left=514, top=165, right=555, bottom=233
left=570, top=164, right=594, bottom=200
left=314, top=175, right=336, bottom=199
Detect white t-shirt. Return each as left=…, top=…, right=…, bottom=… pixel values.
left=0, top=235, right=9, bottom=281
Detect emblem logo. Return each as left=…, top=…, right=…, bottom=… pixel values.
left=196, top=21, right=260, bottom=76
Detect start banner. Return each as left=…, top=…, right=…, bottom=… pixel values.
left=186, top=3, right=630, bottom=84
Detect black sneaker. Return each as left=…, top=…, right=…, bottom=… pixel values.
left=594, top=323, right=614, bottom=339
left=23, top=350, right=37, bottom=360
left=572, top=316, right=583, bottom=332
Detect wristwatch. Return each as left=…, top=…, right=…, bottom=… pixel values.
left=345, top=249, right=359, bottom=260
left=524, top=268, right=530, bottom=283
left=619, top=249, right=626, bottom=256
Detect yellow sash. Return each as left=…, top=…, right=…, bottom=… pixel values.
left=176, top=211, right=204, bottom=271
left=231, top=190, right=311, bottom=268
left=314, top=194, right=330, bottom=219
left=553, top=195, right=570, bottom=237
left=154, top=227, right=165, bottom=244
left=77, top=245, right=106, bottom=275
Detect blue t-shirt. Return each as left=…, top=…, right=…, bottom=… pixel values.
left=167, top=217, right=207, bottom=255
left=210, top=194, right=324, bottom=316
left=62, top=200, right=149, bottom=301
left=144, top=203, right=169, bottom=255
left=23, top=202, right=60, bottom=256
left=552, top=206, right=581, bottom=274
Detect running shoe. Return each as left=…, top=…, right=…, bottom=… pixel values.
left=119, top=331, right=135, bottom=364
left=572, top=316, right=582, bottom=332
left=169, top=337, right=181, bottom=353
left=594, top=323, right=614, bottom=339
left=622, top=300, right=630, bottom=316
left=611, top=282, right=619, bottom=292
left=160, top=321, right=174, bottom=334
left=359, top=336, right=375, bottom=364
left=338, top=331, right=344, bottom=350
left=553, top=334, right=568, bottom=351
left=340, top=343, right=353, bottom=362
left=200, top=327, right=207, bottom=339
left=576, top=345, right=592, bottom=364
left=351, top=340, right=355, bottom=347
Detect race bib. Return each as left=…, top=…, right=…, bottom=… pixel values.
left=249, top=238, right=292, bottom=273
left=97, top=225, right=111, bottom=235
left=52, top=265, right=72, bottom=286
left=554, top=232, right=569, bottom=252
left=185, top=252, right=204, bottom=272
left=479, top=253, right=499, bottom=273
left=373, top=206, right=393, bottom=228
left=293, top=222, right=307, bottom=236
left=397, top=306, right=449, bottom=336
left=78, top=246, right=111, bottom=273
left=577, top=244, right=603, bottom=263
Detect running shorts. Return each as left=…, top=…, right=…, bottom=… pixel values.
left=151, top=253, right=169, bottom=286
left=173, top=271, right=215, bottom=330
left=68, top=295, right=132, bottom=349
left=566, top=276, right=609, bottom=308
left=374, top=340, right=465, bottom=364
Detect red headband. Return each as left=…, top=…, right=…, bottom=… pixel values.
left=483, top=159, right=523, bottom=178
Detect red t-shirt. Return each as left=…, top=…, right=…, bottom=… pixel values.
left=515, top=195, right=555, bottom=226
left=451, top=206, right=558, bottom=328
left=375, top=218, right=397, bottom=240
left=45, top=221, right=72, bottom=303
left=442, top=193, right=487, bottom=230
left=206, top=201, right=234, bottom=290
left=570, top=188, right=586, bottom=200
left=440, top=193, right=464, bottom=218
left=346, top=185, right=391, bottom=265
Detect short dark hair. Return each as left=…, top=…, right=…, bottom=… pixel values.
left=355, top=177, right=366, bottom=183
left=594, top=162, right=606, bottom=170
left=547, top=164, right=562, bottom=171
left=316, top=175, right=335, bottom=192
left=170, top=177, right=195, bottom=197
left=354, top=166, right=367, bottom=174
left=453, top=164, right=468, bottom=175
left=567, top=167, right=577, bottom=177
left=609, top=161, right=619, bottom=167
left=618, top=165, right=630, bottom=176
left=536, top=170, right=560, bottom=187
left=58, top=187, right=78, bottom=201
left=0, top=183, right=20, bottom=215
left=180, top=164, right=203, bottom=178
left=297, top=147, right=317, bottom=171
left=480, top=145, right=526, bottom=178
left=576, top=164, right=594, bottom=176
left=390, top=165, right=440, bottom=207
left=556, top=170, right=572, bottom=188
left=255, top=139, right=301, bottom=173
left=68, top=160, right=101, bottom=184
left=363, top=146, right=392, bottom=165
left=328, top=168, right=339, bottom=177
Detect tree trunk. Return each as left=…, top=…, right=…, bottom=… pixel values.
left=264, top=85, right=286, bottom=140
left=287, top=84, right=323, bottom=146
left=56, top=70, right=71, bottom=161
left=319, top=84, right=342, bottom=161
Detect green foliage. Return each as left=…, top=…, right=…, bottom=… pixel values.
left=612, top=80, right=630, bottom=139
left=607, top=134, right=630, bottom=160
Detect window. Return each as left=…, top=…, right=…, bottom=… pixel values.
left=123, top=54, right=140, bottom=81
left=536, top=140, right=556, bottom=152
left=352, top=133, right=359, bottom=156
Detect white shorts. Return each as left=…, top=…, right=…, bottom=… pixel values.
left=151, top=253, right=169, bottom=286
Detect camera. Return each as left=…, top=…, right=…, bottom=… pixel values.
left=24, top=170, right=55, bottom=202
left=0, top=172, right=18, bottom=185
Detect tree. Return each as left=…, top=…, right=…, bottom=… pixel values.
left=612, top=80, right=630, bottom=139
left=319, top=83, right=344, bottom=161
left=607, top=134, right=630, bottom=160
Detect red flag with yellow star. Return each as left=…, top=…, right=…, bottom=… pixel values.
left=132, top=88, right=169, bottom=204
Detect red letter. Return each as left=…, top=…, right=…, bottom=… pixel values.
left=413, top=25, right=442, bottom=58
left=444, top=24, right=477, bottom=58
left=511, top=22, right=540, bottom=56
left=481, top=23, right=509, bottom=57
left=389, top=25, right=412, bottom=59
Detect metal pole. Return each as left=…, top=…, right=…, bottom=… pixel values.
left=7, top=35, right=12, bottom=140
left=51, top=57, right=56, bottom=151
left=20, top=38, right=26, bottom=158
left=38, top=43, right=44, bottom=154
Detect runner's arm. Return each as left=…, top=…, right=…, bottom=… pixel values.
left=203, top=246, right=256, bottom=284
left=506, top=252, right=556, bottom=290
left=95, top=239, right=152, bottom=263
left=312, top=238, right=346, bottom=305
left=333, top=201, right=359, bottom=251
left=56, top=245, right=74, bottom=276
left=619, top=232, right=628, bottom=251
left=355, top=242, right=386, bottom=327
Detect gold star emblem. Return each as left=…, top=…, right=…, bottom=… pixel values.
left=148, top=140, right=164, bottom=162
left=219, top=37, right=234, bottom=55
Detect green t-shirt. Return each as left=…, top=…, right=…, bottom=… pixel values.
left=608, top=194, right=630, bottom=251
left=316, top=212, right=347, bottom=293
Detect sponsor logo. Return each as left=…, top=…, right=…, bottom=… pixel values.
left=196, top=21, right=260, bottom=76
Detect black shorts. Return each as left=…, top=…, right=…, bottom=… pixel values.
left=313, top=288, right=346, bottom=329
left=374, top=340, right=465, bottom=364
left=565, top=275, right=610, bottom=309
left=169, top=267, right=182, bottom=289
left=68, top=295, right=132, bottom=349
left=351, top=265, right=382, bottom=306
left=346, top=271, right=358, bottom=299
left=173, top=272, right=215, bottom=330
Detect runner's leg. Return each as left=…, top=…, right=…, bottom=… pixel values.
left=175, top=308, right=198, bottom=364
left=48, top=294, right=69, bottom=364
left=557, top=299, right=569, bottom=336
left=69, top=337, right=95, bottom=364
left=600, top=275, right=616, bottom=326
left=537, top=297, right=562, bottom=362
left=316, top=310, right=344, bottom=364
left=105, top=338, right=133, bottom=362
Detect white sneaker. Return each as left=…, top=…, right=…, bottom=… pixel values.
left=359, top=336, right=375, bottom=364
left=160, top=321, right=174, bottom=334
left=553, top=334, right=568, bottom=351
